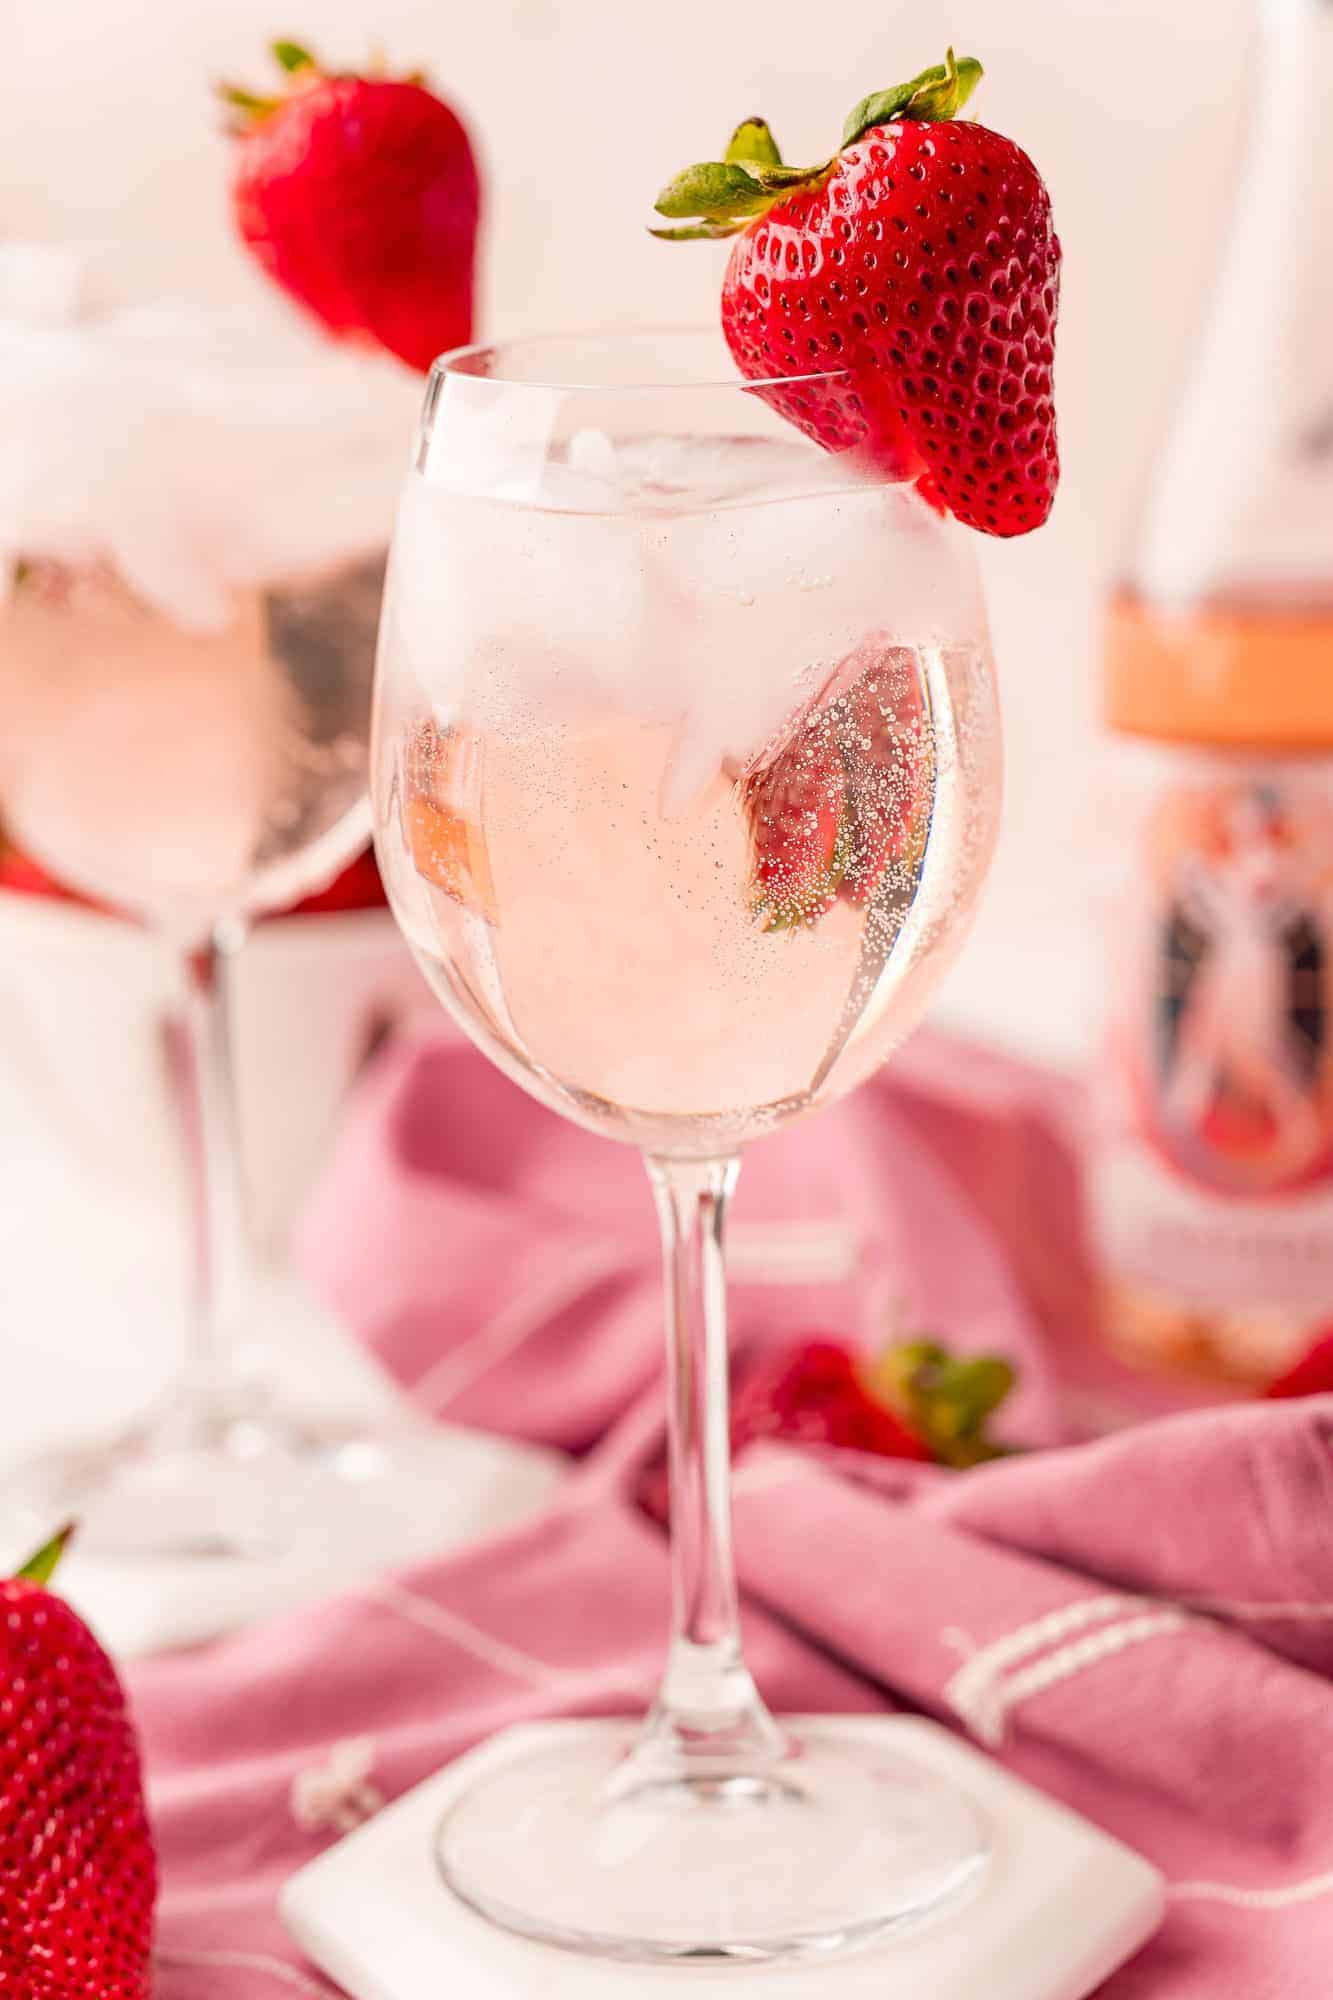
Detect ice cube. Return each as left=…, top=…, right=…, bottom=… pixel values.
left=385, top=473, right=649, bottom=733
left=537, top=428, right=624, bottom=512
left=0, top=261, right=421, bottom=625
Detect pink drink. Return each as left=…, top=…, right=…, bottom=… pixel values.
left=375, top=436, right=1000, bottom=1152
left=2, top=557, right=382, bottom=933
left=0, top=284, right=420, bottom=936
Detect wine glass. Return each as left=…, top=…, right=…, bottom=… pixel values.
left=371, top=330, right=1003, bottom=1961
left=0, top=282, right=423, bottom=1558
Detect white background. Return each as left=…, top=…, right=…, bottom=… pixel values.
left=0, top=1, right=1259, bottom=1464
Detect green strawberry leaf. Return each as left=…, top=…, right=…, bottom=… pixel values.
left=843, top=48, right=984, bottom=148
left=752, top=161, right=832, bottom=191
left=654, top=161, right=773, bottom=222
left=15, top=1521, right=75, bottom=1587
left=867, top=1338, right=1016, bottom=1468
left=218, top=83, right=282, bottom=118
left=726, top=118, right=783, bottom=169
left=649, top=220, right=749, bottom=241
left=271, top=38, right=317, bottom=74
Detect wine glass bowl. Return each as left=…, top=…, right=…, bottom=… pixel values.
left=371, top=329, right=1003, bottom=1961
left=374, top=330, right=1001, bottom=1157
left=3, top=552, right=384, bottom=936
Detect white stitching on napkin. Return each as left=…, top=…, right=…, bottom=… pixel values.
left=944, top=1596, right=1187, bottom=1747
left=1168, top=1866, right=1333, bottom=1911
left=983, top=1611, right=1191, bottom=1742
left=156, top=1949, right=335, bottom=1996
left=944, top=1595, right=1138, bottom=1739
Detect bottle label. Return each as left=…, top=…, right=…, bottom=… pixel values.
left=1093, top=742, right=1333, bottom=1375
left=1117, top=759, right=1333, bottom=1194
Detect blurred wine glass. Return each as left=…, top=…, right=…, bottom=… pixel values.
left=0, top=254, right=423, bottom=1558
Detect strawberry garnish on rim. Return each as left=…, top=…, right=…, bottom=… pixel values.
left=0, top=1526, right=157, bottom=1996
left=221, top=39, right=480, bottom=375
left=652, top=50, right=1060, bottom=536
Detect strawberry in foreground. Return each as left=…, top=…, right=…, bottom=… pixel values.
left=639, top=1335, right=1016, bottom=1522
left=653, top=50, right=1060, bottom=535
left=223, top=40, right=480, bottom=374
left=0, top=1527, right=157, bottom=1997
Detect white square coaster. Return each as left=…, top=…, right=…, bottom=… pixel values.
left=281, top=1716, right=1163, bottom=2000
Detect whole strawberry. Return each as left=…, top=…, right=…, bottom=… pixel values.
left=638, top=1335, right=1015, bottom=1522
left=733, top=1336, right=1015, bottom=1467
left=731, top=1340, right=932, bottom=1459
left=653, top=51, right=1060, bottom=535
left=0, top=1528, right=157, bottom=1997
left=222, top=40, right=480, bottom=374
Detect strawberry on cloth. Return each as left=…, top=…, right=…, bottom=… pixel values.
left=638, top=1334, right=1014, bottom=1522
left=653, top=49, right=1060, bottom=535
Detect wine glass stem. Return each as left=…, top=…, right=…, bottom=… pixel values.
left=166, top=917, right=260, bottom=1441
left=636, top=1154, right=787, bottom=1772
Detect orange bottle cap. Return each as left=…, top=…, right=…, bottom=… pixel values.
left=1105, top=595, right=1333, bottom=749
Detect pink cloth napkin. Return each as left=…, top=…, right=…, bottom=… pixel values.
left=132, top=1027, right=1333, bottom=2000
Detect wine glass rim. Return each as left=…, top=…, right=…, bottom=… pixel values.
left=427, top=325, right=849, bottom=395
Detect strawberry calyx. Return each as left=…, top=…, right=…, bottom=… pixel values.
left=652, top=48, right=983, bottom=240
left=842, top=48, right=984, bottom=147
left=217, top=38, right=426, bottom=131
left=862, top=1339, right=1015, bottom=1468
left=14, top=1521, right=75, bottom=1588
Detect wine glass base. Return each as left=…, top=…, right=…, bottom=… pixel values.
left=437, top=1722, right=989, bottom=1963
left=9, top=1407, right=387, bottom=1561
left=282, top=1715, right=1166, bottom=1999
left=1, top=1422, right=564, bottom=1655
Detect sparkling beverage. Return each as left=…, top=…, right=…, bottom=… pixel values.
left=375, top=434, right=1000, bottom=1154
